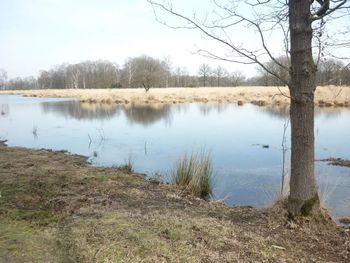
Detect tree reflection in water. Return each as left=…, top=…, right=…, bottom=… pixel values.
left=41, top=101, right=121, bottom=120
left=41, top=101, right=173, bottom=126
left=260, top=104, right=349, bottom=120
left=123, top=103, right=172, bottom=126
left=198, top=103, right=231, bottom=116
left=0, top=104, right=9, bottom=118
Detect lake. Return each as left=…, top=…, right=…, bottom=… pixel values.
left=0, top=94, right=349, bottom=221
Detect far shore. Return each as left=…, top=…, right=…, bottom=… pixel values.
left=1, top=86, right=350, bottom=107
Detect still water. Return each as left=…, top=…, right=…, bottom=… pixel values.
left=0, top=94, right=349, bottom=220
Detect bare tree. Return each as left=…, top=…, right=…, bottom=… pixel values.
left=148, top=0, right=350, bottom=216
left=0, top=69, right=7, bottom=90
left=123, top=58, right=136, bottom=89
left=162, top=56, right=172, bottom=88
left=37, top=61, right=121, bottom=89
left=230, top=71, right=245, bottom=87
left=173, top=66, right=182, bottom=87
left=198, top=63, right=211, bottom=87
left=174, top=67, right=191, bottom=87
left=317, top=58, right=344, bottom=85
left=7, top=77, right=37, bottom=90
left=340, top=63, right=350, bottom=85
left=38, top=70, right=53, bottom=89
left=213, top=66, right=228, bottom=87
left=67, top=65, right=80, bottom=89
left=256, top=56, right=290, bottom=86
left=121, top=56, right=168, bottom=89
left=268, top=57, right=289, bottom=86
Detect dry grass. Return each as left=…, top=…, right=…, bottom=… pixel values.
left=0, top=143, right=349, bottom=262
left=171, top=150, right=214, bottom=198
left=1, top=85, right=350, bottom=106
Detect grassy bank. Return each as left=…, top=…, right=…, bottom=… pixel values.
left=0, top=143, right=349, bottom=262
left=1, top=86, right=350, bottom=107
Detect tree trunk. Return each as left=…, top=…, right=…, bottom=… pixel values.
left=288, top=0, right=320, bottom=216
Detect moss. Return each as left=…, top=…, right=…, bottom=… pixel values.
left=301, top=194, right=319, bottom=216
left=288, top=193, right=320, bottom=217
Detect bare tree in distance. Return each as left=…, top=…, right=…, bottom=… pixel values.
left=0, top=69, right=7, bottom=90
left=198, top=63, right=211, bottom=87
left=162, top=55, right=173, bottom=88
left=230, top=71, right=245, bottom=87
left=148, top=0, right=350, bottom=217
left=123, top=55, right=169, bottom=91
left=317, top=58, right=345, bottom=85
left=256, top=56, right=290, bottom=86
left=213, top=66, right=228, bottom=87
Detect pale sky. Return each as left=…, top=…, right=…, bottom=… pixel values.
left=0, top=0, right=262, bottom=78
left=1, top=0, right=349, bottom=79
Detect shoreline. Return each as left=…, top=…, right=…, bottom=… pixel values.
left=0, top=142, right=349, bottom=262
left=319, top=158, right=350, bottom=168
left=1, top=86, right=350, bottom=107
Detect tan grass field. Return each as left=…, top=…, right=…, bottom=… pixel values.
left=1, top=86, right=350, bottom=106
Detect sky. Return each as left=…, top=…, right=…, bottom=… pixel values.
left=0, top=0, right=349, bottom=79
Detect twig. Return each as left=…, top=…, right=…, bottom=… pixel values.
left=272, top=245, right=286, bottom=250
left=281, top=118, right=289, bottom=195
left=32, top=124, right=38, bottom=140
left=334, top=87, right=343, bottom=99
left=88, top=133, right=92, bottom=148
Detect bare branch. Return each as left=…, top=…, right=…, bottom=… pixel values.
left=311, top=0, right=348, bottom=21
left=148, top=0, right=290, bottom=86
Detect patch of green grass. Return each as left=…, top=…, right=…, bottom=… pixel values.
left=10, top=209, right=57, bottom=226
left=94, top=173, right=109, bottom=183
left=0, top=217, right=58, bottom=262
left=171, top=150, right=214, bottom=199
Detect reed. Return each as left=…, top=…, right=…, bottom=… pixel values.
left=171, top=150, right=214, bottom=199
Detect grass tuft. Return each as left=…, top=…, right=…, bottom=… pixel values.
left=171, top=150, right=214, bottom=199
left=115, top=155, right=134, bottom=173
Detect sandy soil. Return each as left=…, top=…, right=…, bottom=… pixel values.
left=0, top=142, right=349, bottom=262
left=1, top=86, right=350, bottom=106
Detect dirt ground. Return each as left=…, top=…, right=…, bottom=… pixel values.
left=1, top=86, right=350, bottom=107
left=0, top=143, right=349, bottom=262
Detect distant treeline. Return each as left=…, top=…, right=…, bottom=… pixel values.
left=1, top=56, right=349, bottom=90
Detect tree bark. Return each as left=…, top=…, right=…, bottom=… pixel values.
left=288, top=0, right=320, bottom=216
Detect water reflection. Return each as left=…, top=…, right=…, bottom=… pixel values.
left=0, top=104, right=9, bottom=118
left=41, top=101, right=121, bottom=120
left=315, top=107, right=348, bottom=119
left=260, top=104, right=349, bottom=120
left=123, top=103, right=172, bottom=126
left=260, top=105, right=289, bottom=119
left=198, top=103, right=231, bottom=116
left=41, top=101, right=173, bottom=126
